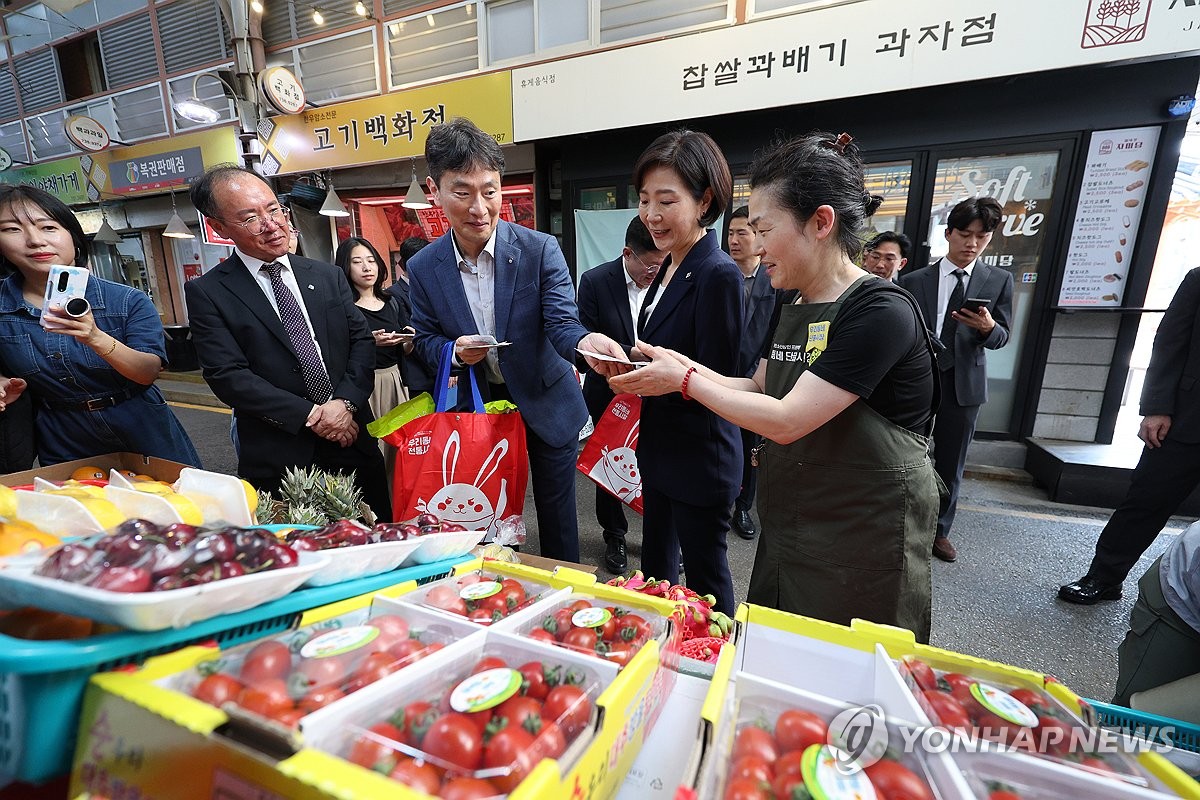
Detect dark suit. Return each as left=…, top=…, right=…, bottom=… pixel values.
left=638, top=230, right=743, bottom=614
left=1086, top=267, right=1200, bottom=585
left=898, top=259, right=1013, bottom=539
left=184, top=253, right=390, bottom=518
left=384, top=280, right=434, bottom=395
left=577, top=257, right=638, bottom=540
left=734, top=265, right=781, bottom=516
left=408, top=220, right=590, bottom=562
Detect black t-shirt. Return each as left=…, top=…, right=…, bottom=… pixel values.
left=357, top=298, right=403, bottom=370
left=799, top=284, right=935, bottom=433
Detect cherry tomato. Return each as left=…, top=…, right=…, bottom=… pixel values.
left=479, top=594, right=509, bottom=617
left=494, top=695, right=544, bottom=734
left=469, top=607, right=499, bottom=624
left=771, top=772, right=804, bottom=799
left=425, top=584, right=468, bottom=616
left=551, top=609, right=576, bottom=640
left=723, top=777, right=770, bottom=800
left=729, top=755, right=773, bottom=783
left=472, top=656, right=508, bottom=675
left=295, top=655, right=346, bottom=692
left=237, top=678, right=293, bottom=718
left=193, top=673, right=244, bottom=707
left=567, top=599, right=592, bottom=613
left=606, top=640, right=635, bottom=667
left=774, top=749, right=805, bottom=780
left=392, top=700, right=438, bottom=747
left=484, top=725, right=539, bottom=792
left=922, top=690, right=972, bottom=732
left=352, top=652, right=396, bottom=688
left=456, top=573, right=483, bottom=587
left=732, top=725, right=778, bottom=764
left=240, top=640, right=292, bottom=684
left=298, top=685, right=345, bottom=713
left=528, top=628, right=557, bottom=645
left=905, top=658, right=939, bottom=692
left=271, top=707, right=305, bottom=727
left=542, top=684, right=591, bottom=738
left=423, top=713, right=484, bottom=771
left=440, top=777, right=498, bottom=800
left=864, top=758, right=935, bottom=800
left=519, top=661, right=551, bottom=700
left=561, top=626, right=601, bottom=654
left=389, top=638, right=425, bottom=664
left=1035, top=714, right=1076, bottom=757
left=988, top=791, right=1023, bottom=800
left=500, top=578, right=527, bottom=605
left=533, top=719, right=567, bottom=759
left=388, top=756, right=441, bottom=794
left=1009, top=688, right=1051, bottom=712
left=347, top=721, right=402, bottom=773
left=614, top=613, right=651, bottom=643
left=368, top=614, right=411, bottom=653
left=597, top=613, right=619, bottom=642
left=775, top=709, right=827, bottom=753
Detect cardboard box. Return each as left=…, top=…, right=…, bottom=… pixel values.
left=2, top=453, right=189, bottom=488
left=514, top=553, right=599, bottom=575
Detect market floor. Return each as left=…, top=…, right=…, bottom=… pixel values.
left=173, top=402, right=1191, bottom=705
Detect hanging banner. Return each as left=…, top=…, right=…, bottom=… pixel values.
left=257, top=72, right=513, bottom=176
left=1058, top=126, right=1160, bottom=307
left=0, top=157, right=90, bottom=204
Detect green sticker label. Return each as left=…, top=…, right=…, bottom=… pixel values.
left=299, top=625, right=380, bottom=659
left=450, top=667, right=523, bottom=713
left=459, top=580, right=502, bottom=600
left=971, top=683, right=1039, bottom=727
left=571, top=607, right=612, bottom=628
left=800, top=744, right=878, bottom=800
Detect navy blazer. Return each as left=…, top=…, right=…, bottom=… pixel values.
left=577, top=257, right=637, bottom=422
left=898, top=258, right=1013, bottom=407
left=184, top=253, right=378, bottom=480
left=1141, top=267, right=1200, bottom=444
left=738, top=264, right=780, bottom=378
left=407, top=220, right=590, bottom=449
left=637, top=230, right=744, bottom=505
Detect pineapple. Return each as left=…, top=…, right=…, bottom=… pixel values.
left=255, top=466, right=375, bottom=526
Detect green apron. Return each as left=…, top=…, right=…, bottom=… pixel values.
left=747, top=276, right=939, bottom=643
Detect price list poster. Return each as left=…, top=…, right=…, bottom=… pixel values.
left=1058, top=126, right=1159, bottom=306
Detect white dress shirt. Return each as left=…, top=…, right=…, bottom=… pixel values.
left=237, top=249, right=325, bottom=364
left=622, top=258, right=648, bottom=331
left=935, top=258, right=975, bottom=335
left=452, top=230, right=503, bottom=383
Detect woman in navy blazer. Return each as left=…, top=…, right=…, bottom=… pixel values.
left=631, top=130, right=743, bottom=614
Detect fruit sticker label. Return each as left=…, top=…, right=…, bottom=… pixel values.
left=572, top=607, right=612, bottom=628
left=300, top=625, right=380, bottom=659
left=971, top=683, right=1040, bottom=727
left=450, top=667, right=522, bottom=713
left=459, top=580, right=502, bottom=600
left=801, top=744, right=878, bottom=800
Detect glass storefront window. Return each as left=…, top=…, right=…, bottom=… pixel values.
left=90, top=236, right=161, bottom=314
left=864, top=160, right=912, bottom=235
left=927, top=150, right=1061, bottom=432
left=580, top=186, right=617, bottom=210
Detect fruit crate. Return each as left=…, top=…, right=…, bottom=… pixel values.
left=1089, top=699, right=1200, bottom=780
left=0, top=556, right=469, bottom=787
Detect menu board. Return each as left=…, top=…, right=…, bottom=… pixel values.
left=1057, top=126, right=1159, bottom=306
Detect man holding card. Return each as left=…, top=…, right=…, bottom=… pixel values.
left=408, top=117, right=626, bottom=562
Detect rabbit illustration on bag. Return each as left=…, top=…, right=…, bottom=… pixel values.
left=417, top=430, right=509, bottom=532
left=589, top=420, right=641, bottom=503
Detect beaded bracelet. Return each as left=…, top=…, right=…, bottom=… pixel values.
left=681, top=366, right=697, bottom=401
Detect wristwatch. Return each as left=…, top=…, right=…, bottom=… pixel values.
left=341, top=398, right=358, bottom=414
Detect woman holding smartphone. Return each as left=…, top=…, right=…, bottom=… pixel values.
left=0, top=184, right=200, bottom=467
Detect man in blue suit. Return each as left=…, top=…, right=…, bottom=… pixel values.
left=408, top=117, right=626, bottom=562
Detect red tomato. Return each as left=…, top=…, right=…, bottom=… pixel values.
left=469, top=607, right=499, bottom=624
left=464, top=707, right=494, bottom=736
left=988, top=791, right=1023, bottom=800
left=774, top=709, right=827, bottom=753
left=423, top=713, right=484, bottom=771
left=561, top=626, right=601, bottom=654
left=425, top=584, right=468, bottom=616
left=732, top=725, right=778, bottom=764
left=298, top=685, right=345, bottom=713
left=295, top=655, right=346, bottom=691
left=543, top=684, right=592, bottom=738
left=347, top=721, right=402, bottom=773
left=527, top=628, right=557, bottom=645
left=389, top=638, right=425, bottom=664
left=533, top=720, right=567, bottom=759
left=368, top=614, right=411, bottom=653
left=240, top=640, right=292, bottom=684
left=519, top=661, right=551, bottom=700
left=774, top=749, right=805, bottom=779
left=192, top=673, right=244, bottom=707
left=479, top=594, right=509, bottom=617
left=457, top=573, right=483, bottom=586
left=393, top=700, right=438, bottom=747
left=237, top=678, right=293, bottom=718
left=922, top=690, right=972, bottom=731
left=729, top=756, right=773, bottom=783
left=440, top=777, right=498, bottom=800
left=772, top=772, right=804, bottom=798
left=495, top=695, right=545, bottom=734
left=499, top=582, right=527, bottom=612
left=388, top=756, right=441, bottom=794
left=551, top=609, right=576, bottom=640
left=352, top=652, right=396, bottom=688
left=567, top=599, right=592, bottom=613
left=606, top=640, right=634, bottom=668
left=1009, top=688, right=1051, bottom=712
left=484, top=725, right=539, bottom=792
left=614, top=613, right=651, bottom=643
left=723, top=777, right=770, bottom=800
left=472, top=656, right=508, bottom=675
left=905, top=658, right=939, bottom=692
left=271, top=707, right=306, bottom=727
left=864, top=758, right=935, bottom=800
left=1035, top=714, right=1076, bottom=756
left=500, top=577, right=526, bottom=600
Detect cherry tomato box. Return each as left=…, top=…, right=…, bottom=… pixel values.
left=403, top=565, right=564, bottom=627
left=954, top=747, right=1199, bottom=800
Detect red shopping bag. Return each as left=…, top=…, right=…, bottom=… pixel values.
left=387, top=343, right=527, bottom=536
left=577, top=393, right=643, bottom=515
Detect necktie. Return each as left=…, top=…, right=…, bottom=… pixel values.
left=261, top=262, right=334, bottom=403
left=938, top=268, right=967, bottom=372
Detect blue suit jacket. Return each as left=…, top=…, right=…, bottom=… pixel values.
left=407, top=220, right=589, bottom=448
left=637, top=230, right=744, bottom=505
left=577, top=256, right=636, bottom=422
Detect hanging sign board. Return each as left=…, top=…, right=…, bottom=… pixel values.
left=259, top=67, right=306, bottom=116
left=64, top=115, right=111, bottom=152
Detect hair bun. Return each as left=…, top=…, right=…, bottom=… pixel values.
left=863, top=192, right=883, bottom=216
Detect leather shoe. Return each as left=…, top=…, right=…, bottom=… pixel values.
left=732, top=509, right=757, bottom=540
left=603, top=535, right=627, bottom=574
left=1058, top=576, right=1122, bottom=605
left=932, top=536, right=957, bottom=563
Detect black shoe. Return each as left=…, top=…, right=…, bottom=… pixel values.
left=603, top=536, right=627, bottom=574
left=732, top=509, right=757, bottom=540
left=1058, top=576, right=1122, bottom=605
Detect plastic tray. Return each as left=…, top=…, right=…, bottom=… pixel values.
left=402, top=529, right=487, bottom=565
left=301, top=540, right=425, bottom=588
left=0, top=555, right=469, bottom=785
left=1088, top=700, right=1200, bottom=755
left=0, top=552, right=331, bottom=631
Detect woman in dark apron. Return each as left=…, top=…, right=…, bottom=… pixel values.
left=612, top=132, right=941, bottom=642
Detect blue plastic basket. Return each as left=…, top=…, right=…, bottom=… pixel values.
left=1087, top=698, right=1200, bottom=754
left=0, top=556, right=467, bottom=786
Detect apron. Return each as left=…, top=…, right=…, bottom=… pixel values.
left=747, top=276, right=940, bottom=643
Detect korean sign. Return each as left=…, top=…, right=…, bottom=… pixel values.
left=108, top=147, right=204, bottom=194
left=0, top=157, right=90, bottom=205
left=258, top=72, right=513, bottom=176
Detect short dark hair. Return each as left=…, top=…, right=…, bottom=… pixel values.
left=731, top=205, right=750, bottom=221
left=398, top=236, right=428, bottom=265
left=190, top=164, right=273, bottom=220
left=623, top=215, right=656, bottom=254
left=946, top=196, right=1003, bottom=233
left=633, top=129, right=731, bottom=229
left=866, top=230, right=911, bottom=260
left=335, top=237, right=389, bottom=302
left=0, top=184, right=89, bottom=270
left=748, top=132, right=881, bottom=260
left=425, top=117, right=505, bottom=187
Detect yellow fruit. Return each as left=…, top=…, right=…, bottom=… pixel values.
left=132, top=474, right=155, bottom=481
left=0, top=484, right=15, bottom=519
left=0, top=521, right=61, bottom=557
left=163, top=494, right=204, bottom=526
left=241, top=479, right=258, bottom=514
left=76, top=498, right=124, bottom=530
left=133, top=482, right=174, bottom=496
left=71, top=465, right=107, bottom=481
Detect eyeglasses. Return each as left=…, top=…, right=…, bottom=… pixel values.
left=226, top=207, right=291, bottom=235
left=630, top=251, right=663, bottom=272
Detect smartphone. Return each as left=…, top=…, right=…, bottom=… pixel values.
left=962, top=297, right=990, bottom=313
left=42, top=265, right=91, bottom=328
